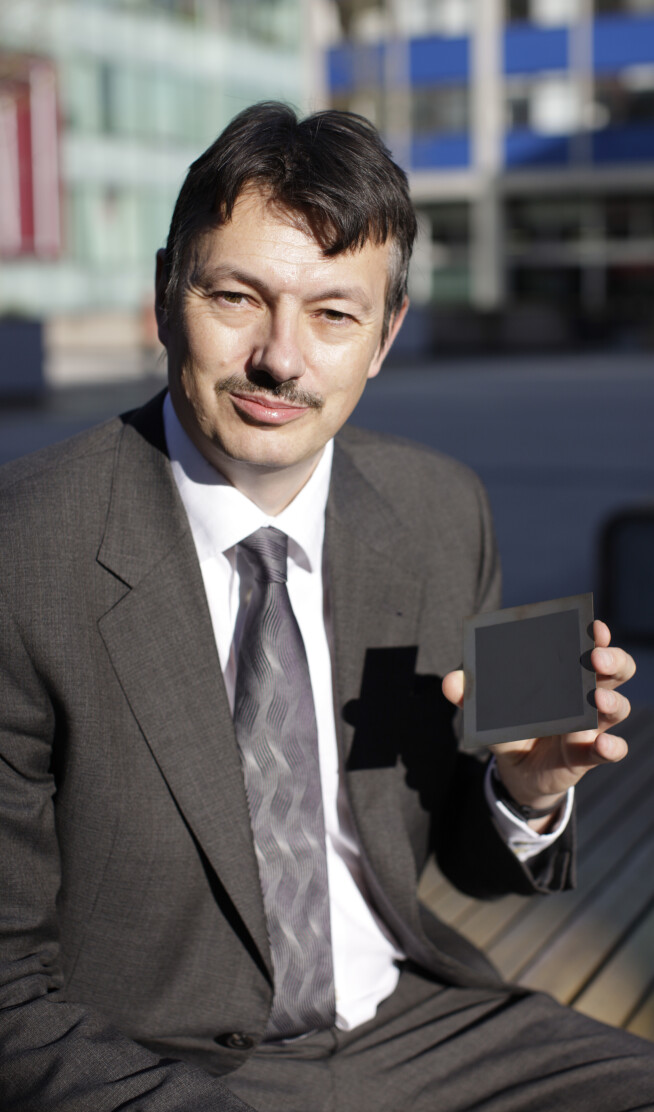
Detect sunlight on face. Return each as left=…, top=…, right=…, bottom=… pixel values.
left=163, top=188, right=406, bottom=496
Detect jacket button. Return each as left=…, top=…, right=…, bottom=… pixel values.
left=215, top=1032, right=255, bottom=1050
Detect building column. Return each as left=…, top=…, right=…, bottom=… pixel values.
left=383, top=0, right=412, bottom=171
left=470, top=0, right=504, bottom=311
left=570, top=0, right=594, bottom=165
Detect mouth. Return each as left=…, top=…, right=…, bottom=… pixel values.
left=229, top=391, right=312, bottom=426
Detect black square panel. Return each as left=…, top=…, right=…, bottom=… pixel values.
left=462, top=593, right=597, bottom=750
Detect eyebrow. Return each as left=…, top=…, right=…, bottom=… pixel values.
left=196, top=264, right=375, bottom=314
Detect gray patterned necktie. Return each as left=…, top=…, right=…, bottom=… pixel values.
left=234, top=526, right=336, bottom=1039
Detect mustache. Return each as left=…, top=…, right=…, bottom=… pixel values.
left=216, top=373, right=324, bottom=411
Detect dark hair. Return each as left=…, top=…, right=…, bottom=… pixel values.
left=163, top=101, right=417, bottom=345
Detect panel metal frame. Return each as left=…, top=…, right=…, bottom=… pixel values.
left=462, top=591, right=597, bottom=750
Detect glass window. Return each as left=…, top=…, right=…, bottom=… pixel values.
left=506, top=0, right=531, bottom=19
left=194, top=84, right=228, bottom=146
left=595, top=74, right=654, bottom=126
left=505, top=77, right=581, bottom=134
left=531, top=0, right=581, bottom=22
left=68, top=186, right=109, bottom=265
left=106, top=65, right=141, bottom=137
left=506, top=86, right=532, bottom=129
left=149, top=70, right=181, bottom=140
left=605, top=195, right=654, bottom=238
left=344, top=0, right=472, bottom=38
left=119, top=0, right=196, bottom=13
left=224, top=0, right=301, bottom=48
left=332, top=89, right=387, bottom=131
left=431, top=266, right=470, bottom=303
left=595, top=1, right=654, bottom=14
left=60, top=61, right=103, bottom=133
left=506, top=0, right=581, bottom=21
left=140, top=187, right=176, bottom=256
left=81, top=62, right=212, bottom=143
left=412, top=85, right=469, bottom=135
left=99, top=63, right=115, bottom=134
left=396, top=0, right=472, bottom=36
left=69, top=185, right=143, bottom=266
left=507, top=197, right=583, bottom=244
left=531, top=78, right=581, bottom=133
left=512, top=265, right=581, bottom=304
left=425, top=202, right=470, bottom=247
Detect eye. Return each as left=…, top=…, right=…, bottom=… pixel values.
left=321, top=308, right=351, bottom=323
left=213, top=291, right=248, bottom=305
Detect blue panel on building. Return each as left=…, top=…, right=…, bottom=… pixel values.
left=411, top=132, right=470, bottom=169
left=593, top=15, right=654, bottom=73
left=504, top=26, right=568, bottom=75
left=505, top=129, right=570, bottom=168
left=327, top=43, right=385, bottom=92
left=410, top=36, right=469, bottom=85
left=328, top=46, right=353, bottom=91
left=593, top=123, right=654, bottom=163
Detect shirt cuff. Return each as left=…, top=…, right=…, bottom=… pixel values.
left=484, top=757, right=574, bottom=863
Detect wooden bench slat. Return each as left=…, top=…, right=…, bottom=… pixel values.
left=519, top=833, right=654, bottom=1001
left=422, top=884, right=477, bottom=925
left=626, top=981, right=654, bottom=1042
left=418, top=708, right=654, bottom=1038
left=572, top=900, right=654, bottom=1028
left=443, top=773, right=654, bottom=970
left=486, top=786, right=654, bottom=980
left=454, top=748, right=654, bottom=953
left=573, top=707, right=652, bottom=815
left=573, top=722, right=654, bottom=844
left=417, top=707, right=651, bottom=919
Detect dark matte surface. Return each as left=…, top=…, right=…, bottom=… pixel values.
left=476, top=609, right=582, bottom=732
left=462, top=593, right=597, bottom=748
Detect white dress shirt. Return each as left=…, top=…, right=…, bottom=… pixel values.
left=163, top=393, right=571, bottom=1030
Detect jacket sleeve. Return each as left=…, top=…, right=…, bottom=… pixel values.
left=432, top=474, right=576, bottom=900
left=0, top=589, right=255, bottom=1112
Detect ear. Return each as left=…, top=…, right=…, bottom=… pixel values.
left=155, top=248, right=170, bottom=348
left=367, top=296, right=410, bottom=381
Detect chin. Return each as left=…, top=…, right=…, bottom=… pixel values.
left=209, top=435, right=309, bottom=474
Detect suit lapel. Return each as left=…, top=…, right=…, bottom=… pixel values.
left=96, top=396, right=271, bottom=978
left=326, top=437, right=430, bottom=945
left=327, top=437, right=425, bottom=757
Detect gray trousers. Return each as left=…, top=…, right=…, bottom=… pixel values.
left=221, top=965, right=654, bottom=1112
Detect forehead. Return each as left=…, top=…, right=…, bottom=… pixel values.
left=186, top=188, right=393, bottom=300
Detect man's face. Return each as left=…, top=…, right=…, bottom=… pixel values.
left=160, top=187, right=406, bottom=490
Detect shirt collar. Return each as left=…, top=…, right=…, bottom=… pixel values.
left=163, top=392, right=333, bottom=572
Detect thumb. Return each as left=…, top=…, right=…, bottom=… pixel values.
left=442, top=670, right=464, bottom=708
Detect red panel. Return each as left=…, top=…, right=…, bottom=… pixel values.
left=0, top=56, right=61, bottom=258
left=15, top=81, right=34, bottom=251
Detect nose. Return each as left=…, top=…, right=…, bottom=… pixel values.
left=250, top=307, right=305, bottom=383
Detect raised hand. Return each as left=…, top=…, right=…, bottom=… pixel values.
left=442, top=620, right=635, bottom=829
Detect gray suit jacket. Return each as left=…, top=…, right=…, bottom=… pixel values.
left=0, top=392, right=574, bottom=1110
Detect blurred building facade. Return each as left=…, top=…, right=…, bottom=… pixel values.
left=0, top=0, right=304, bottom=329
left=328, top=0, right=654, bottom=350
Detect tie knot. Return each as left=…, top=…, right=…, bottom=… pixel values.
left=239, top=526, right=288, bottom=583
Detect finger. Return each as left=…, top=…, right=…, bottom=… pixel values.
left=564, top=731, right=629, bottom=771
left=442, top=670, right=464, bottom=708
left=595, top=686, right=631, bottom=730
left=592, top=645, right=636, bottom=689
left=593, top=619, right=611, bottom=648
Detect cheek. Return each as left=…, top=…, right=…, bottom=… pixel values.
left=311, top=335, right=379, bottom=392
left=185, top=314, right=252, bottom=377
left=318, top=373, right=372, bottom=435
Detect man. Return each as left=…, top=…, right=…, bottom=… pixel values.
left=0, top=103, right=651, bottom=1111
